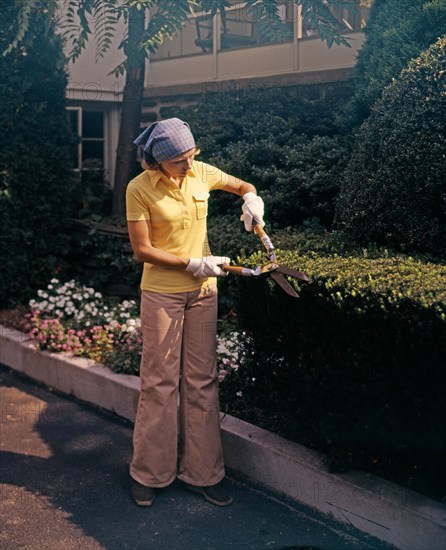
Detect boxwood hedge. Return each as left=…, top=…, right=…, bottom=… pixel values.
left=336, top=37, right=446, bottom=258
left=341, top=0, right=446, bottom=128
left=229, top=249, right=446, bottom=492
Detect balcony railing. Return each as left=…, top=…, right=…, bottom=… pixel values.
left=146, top=2, right=368, bottom=89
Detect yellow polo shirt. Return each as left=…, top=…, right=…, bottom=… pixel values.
left=126, top=160, right=229, bottom=293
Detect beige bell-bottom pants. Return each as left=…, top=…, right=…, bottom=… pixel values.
left=130, top=284, right=225, bottom=488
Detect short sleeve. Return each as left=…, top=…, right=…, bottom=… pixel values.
left=194, top=161, right=229, bottom=191
left=126, top=180, right=151, bottom=221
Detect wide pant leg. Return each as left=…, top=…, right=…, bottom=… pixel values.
left=130, top=285, right=224, bottom=488
left=177, top=285, right=224, bottom=486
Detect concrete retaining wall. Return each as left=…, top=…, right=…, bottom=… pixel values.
left=1, top=324, right=445, bottom=550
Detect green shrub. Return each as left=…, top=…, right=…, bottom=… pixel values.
left=341, top=0, right=446, bottom=128
left=176, top=84, right=352, bottom=229
left=207, top=214, right=257, bottom=259
left=70, top=160, right=113, bottom=220
left=268, top=220, right=343, bottom=255
left=230, top=249, right=446, bottom=480
left=0, top=2, right=74, bottom=307
left=259, top=135, right=350, bottom=228
left=65, top=222, right=143, bottom=298
left=336, top=37, right=446, bottom=258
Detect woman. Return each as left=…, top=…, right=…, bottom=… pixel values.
left=126, top=118, right=264, bottom=507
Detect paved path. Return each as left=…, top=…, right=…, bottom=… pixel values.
left=0, top=364, right=395, bottom=550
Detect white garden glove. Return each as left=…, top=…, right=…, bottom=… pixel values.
left=186, top=256, right=231, bottom=278
left=241, top=192, right=265, bottom=232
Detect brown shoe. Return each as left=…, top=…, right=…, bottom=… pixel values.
left=131, top=478, right=156, bottom=507
left=184, top=481, right=233, bottom=507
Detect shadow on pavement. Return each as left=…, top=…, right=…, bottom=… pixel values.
left=1, top=365, right=394, bottom=550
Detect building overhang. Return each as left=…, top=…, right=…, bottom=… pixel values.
left=144, top=66, right=355, bottom=99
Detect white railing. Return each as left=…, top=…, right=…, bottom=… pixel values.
left=146, top=2, right=367, bottom=89
left=147, top=33, right=364, bottom=88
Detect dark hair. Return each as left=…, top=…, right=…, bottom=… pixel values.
left=143, top=147, right=201, bottom=170
left=143, top=150, right=158, bottom=169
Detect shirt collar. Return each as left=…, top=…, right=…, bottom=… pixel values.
left=146, top=169, right=164, bottom=187
left=146, top=162, right=197, bottom=187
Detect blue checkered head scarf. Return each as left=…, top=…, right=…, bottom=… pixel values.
left=134, top=118, right=196, bottom=163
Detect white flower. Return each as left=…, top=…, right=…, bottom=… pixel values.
left=124, top=323, right=136, bottom=333
left=236, top=391, right=243, bottom=397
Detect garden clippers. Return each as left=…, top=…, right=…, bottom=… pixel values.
left=221, top=220, right=312, bottom=298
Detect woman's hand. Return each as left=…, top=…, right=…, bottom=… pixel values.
left=241, top=192, right=265, bottom=232
left=186, top=256, right=231, bottom=277
left=219, top=176, right=265, bottom=232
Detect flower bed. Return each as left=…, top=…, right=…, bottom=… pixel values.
left=23, top=278, right=246, bottom=403
left=25, top=279, right=141, bottom=372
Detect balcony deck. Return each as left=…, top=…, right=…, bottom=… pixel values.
left=146, top=32, right=364, bottom=96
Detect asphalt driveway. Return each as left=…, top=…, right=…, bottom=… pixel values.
left=0, top=364, right=395, bottom=550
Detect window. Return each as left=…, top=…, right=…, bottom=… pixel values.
left=302, top=0, right=369, bottom=38
left=67, top=107, right=105, bottom=170
left=220, top=2, right=293, bottom=50
left=151, top=1, right=294, bottom=60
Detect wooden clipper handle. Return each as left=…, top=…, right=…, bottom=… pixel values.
left=253, top=222, right=276, bottom=262
left=221, top=264, right=257, bottom=277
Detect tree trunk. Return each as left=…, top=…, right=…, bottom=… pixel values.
left=112, top=7, right=146, bottom=217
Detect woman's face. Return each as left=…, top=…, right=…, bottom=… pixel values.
left=159, top=148, right=196, bottom=179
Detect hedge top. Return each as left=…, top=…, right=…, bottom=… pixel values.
left=247, top=250, right=446, bottom=318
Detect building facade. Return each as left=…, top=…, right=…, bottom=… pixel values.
left=64, top=1, right=369, bottom=185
